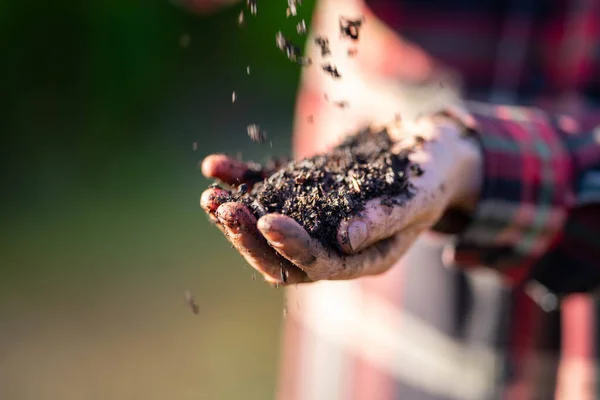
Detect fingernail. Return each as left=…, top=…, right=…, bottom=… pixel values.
left=257, top=217, right=285, bottom=244
left=264, top=230, right=285, bottom=247
left=216, top=209, right=239, bottom=231
left=347, top=220, right=368, bottom=251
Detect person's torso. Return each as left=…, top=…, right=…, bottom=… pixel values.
left=366, top=0, right=600, bottom=108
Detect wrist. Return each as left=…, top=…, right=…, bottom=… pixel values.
left=433, top=115, right=483, bottom=214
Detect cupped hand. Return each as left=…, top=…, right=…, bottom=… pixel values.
left=200, top=117, right=482, bottom=285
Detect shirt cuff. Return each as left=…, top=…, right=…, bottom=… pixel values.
left=441, top=103, right=575, bottom=285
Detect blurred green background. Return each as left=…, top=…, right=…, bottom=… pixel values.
left=0, top=1, right=314, bottom=398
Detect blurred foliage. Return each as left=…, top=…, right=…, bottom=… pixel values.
left=0, top=0, right=314, bottom=211
left=0, top=1, right=315, bottom=399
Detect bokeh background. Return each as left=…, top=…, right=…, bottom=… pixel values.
left=0, top=1, right=315, bottom=398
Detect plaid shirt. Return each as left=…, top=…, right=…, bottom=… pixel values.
left=277, top=1, right=600, bottom=399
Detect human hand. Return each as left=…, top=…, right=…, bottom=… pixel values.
left=200, top=116, right=482, bottom=285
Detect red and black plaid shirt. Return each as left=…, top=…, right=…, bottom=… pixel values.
left=277, top=1, right=600, bottom=399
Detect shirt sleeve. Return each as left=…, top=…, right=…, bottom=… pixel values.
left=439, top=102, right=600, bottom=291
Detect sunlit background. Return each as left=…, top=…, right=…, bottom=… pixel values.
left=0, top=1, right=315, bottom=398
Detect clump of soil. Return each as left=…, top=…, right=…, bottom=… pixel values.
left=218, top=127, right=417, bottom=249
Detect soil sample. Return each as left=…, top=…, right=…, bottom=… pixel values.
left=218, top=127, right=416, bottom=249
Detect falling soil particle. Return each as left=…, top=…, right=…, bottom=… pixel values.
left=247, top=0, right=257, bottom=15
left=333, top=100, right=349, bottom=109
left=218, top=127, right=417, bottom=249
left=247, top=124, right=267, bottom=143
left=297, top=20, right=307, bottom=35
left=322, top=63, right=341, bottom=79
left=184, top=291, right=199, bottom=315
left=314, top=37, right=331, bottom=57
left=339, top=16, right=364, bottom=41
left=276, top=31, right=301, bottom=62
left=287, top=0, right=302, bottom=17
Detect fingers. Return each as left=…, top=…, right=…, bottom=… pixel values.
left=257, top=214, right=318, bottom=267
left=201, top=187, right=233, bottom=221
left=201, top=154, right=264, bottom=186
left=258, top=213, right=420, bottom=280
left=336, top=185, right=435, bottom=254
left=201, top=189, right=309, bottom=285
left=337, top=136, right=453, bottom=254
left=216, top=202, right=309, bottom=285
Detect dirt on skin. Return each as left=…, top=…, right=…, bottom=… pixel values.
left=214, top=127, right=418, bottom=250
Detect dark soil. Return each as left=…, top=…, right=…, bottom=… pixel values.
left=217, top=127, right=416, bottom=249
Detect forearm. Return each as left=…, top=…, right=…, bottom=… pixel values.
left=293, top=0, right=373, bottom=158
left=293, top=0, right=462, bottom=157
left=441, top=102, right=600, bottom=291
